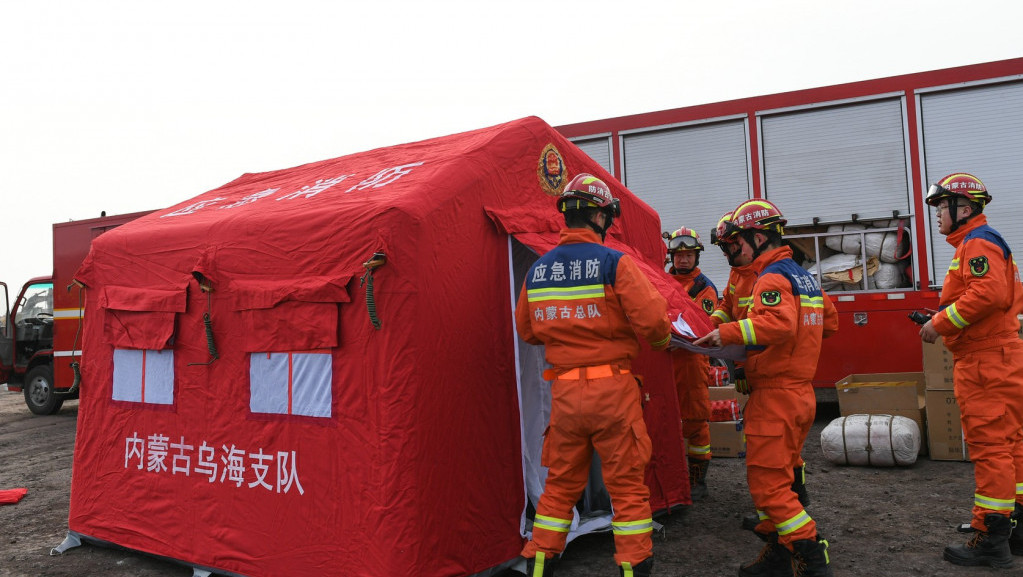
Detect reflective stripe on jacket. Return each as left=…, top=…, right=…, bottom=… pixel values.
left=718, top=246, right=838, bottom=388
left=712, top=263, right=757, bottom=325
left=515, top=228, right=671, bottom=368
left=934, top=215, right=1023, bottom=357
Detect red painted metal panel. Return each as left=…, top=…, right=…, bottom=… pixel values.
left=556, top=59, right=1023, bottom=387
left=51, top=210, right=154, bottom=391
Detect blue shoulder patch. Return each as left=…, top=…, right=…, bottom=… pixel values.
left=964, top=225, right=1011, bottom=260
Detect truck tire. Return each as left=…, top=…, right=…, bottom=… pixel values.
left=24, top=365, right=63, bottom=415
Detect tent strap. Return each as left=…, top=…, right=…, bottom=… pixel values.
left=360, top=251, right=387, bottom=330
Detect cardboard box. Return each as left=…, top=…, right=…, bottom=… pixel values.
left=708, top=385, right=749, bottom=409
left=925, top=389, right=969, bottom=461
left=709, top=420, right=745, bottom=458
left=921, top=339, right=955, bottom=390
left=835, top=373, right=927, bottom=455
left=837, top=372, right=927, bottom=397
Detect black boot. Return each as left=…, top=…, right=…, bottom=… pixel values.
left=1010, top=503, right=1023, bottom=556
left=738, top=532, right=793, bottom=577
left=943, top=512, right=1013, bottom=568
left=792, top=464, right=810, bottom=507
left=790, top=537, right=833, bottom=577
left=525, top=551, right=558, bottom=577
left=688, top=458, right=709, bottom=500
left=619, top=557, right=653, bottom=577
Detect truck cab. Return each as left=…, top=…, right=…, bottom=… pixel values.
left=2, top=209, right=153, bottom=415
left=0, top=277, right=62, bottom=414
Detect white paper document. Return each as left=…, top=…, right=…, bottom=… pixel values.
left=670, top=313, right=747, bottom=362
left=671, top=315, right=698, bottom=339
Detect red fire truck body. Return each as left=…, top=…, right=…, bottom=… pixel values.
left=556, top=57, right=1023, bottom=388
left=1, top=210, right=152, bottom=413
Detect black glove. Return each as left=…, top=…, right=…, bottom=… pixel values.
left=733, top=367, right=750, bottom=394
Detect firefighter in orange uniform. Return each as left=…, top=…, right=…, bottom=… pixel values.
left=664, top=226, right=719, bottom=499
left=709, top=211, right=813, bottom=531
left=515, top=173, right=671, bottom=577
left=696, top=199, right=838, bottom=576
left=919, top=173, right=1023, bottom=568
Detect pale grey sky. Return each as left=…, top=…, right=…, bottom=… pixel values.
left=2, top=0, right=1020, bottom=294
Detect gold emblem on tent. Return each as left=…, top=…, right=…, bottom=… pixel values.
left=538, top=143, right=567, bottom=196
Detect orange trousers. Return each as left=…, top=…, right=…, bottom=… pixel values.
left=744, top=386, right=817, bottom=546
left=521, top=370, right=654, bottom=566
left=672, top=350, right=711, bottom=461
left=953, top=341, right=1023, bottom=530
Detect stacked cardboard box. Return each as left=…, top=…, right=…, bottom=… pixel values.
left=708, top=420, right=746, bottom=458
left=922, top=339, right=968, bottom=461
left=834, top=373, right=928, bottom=455
left=922, top=338, right=955, bottom=391
left=708, top=385, right=748, bottom=408
left=706, top=385, right=747, bottom=458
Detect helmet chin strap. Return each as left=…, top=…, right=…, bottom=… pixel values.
left=743, top=230, right=770, bottom=260
left=587, top=212, right=613, bottom=241
left=947, top=198, right=975, bottom=233
left=722, top=244, right=742, bottom=267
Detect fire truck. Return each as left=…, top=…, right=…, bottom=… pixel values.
left=556, top=57, right=1023, bottom=389
left=0, top=210, right=152, bottom=414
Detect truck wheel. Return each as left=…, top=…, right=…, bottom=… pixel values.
left=24, top=365, right=63, bottom=415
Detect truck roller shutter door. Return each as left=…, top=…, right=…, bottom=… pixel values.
left=919, top=81, right=1023, bottom=288
left=571, top=136, right=614, bottom=176
left=760, top=98, right=911, bottom=226
left=621, top=118, right=751, bottom=290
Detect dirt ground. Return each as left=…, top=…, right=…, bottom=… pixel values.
left=0, top=390, right=1004, bottom=577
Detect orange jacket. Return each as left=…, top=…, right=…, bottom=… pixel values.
left=711, top=263, right=757, bottom=325
left=516, top=228, right=671, bottom=369
left=670, top=267, right=719, bottom=316
left=933, top=215, right=1023, bottom=357
left=718, top=246, right=838, bottom=388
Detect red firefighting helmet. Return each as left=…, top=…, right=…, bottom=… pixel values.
left=710, top=211, right=733, bottom=245
left=925, top=173, right=992, bottom=207
left=663, top=226, right=704, bottom=253
left=718, top=199, right=786, bottom=242
left=557, top=173, right=621, bottom=217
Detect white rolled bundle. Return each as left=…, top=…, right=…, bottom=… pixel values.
left=820, top=414, right=920, bottom=466
left=864, top=230, right=909, bottom=263
left=818, top=253, right=859, bottom=275
left=871, top=219, right=901, bottom=228
left=872, top=262, right=904, bottom=289
left=825, top=224, right=866, bottom=254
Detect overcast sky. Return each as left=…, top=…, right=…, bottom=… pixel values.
left=1, top=1, right=1020, bottom=296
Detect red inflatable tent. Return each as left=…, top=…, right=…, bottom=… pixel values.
left=62, top=117, right=705, bottom=577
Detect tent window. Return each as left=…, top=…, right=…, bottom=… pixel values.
left=250, top=352, right=332, bottom=418
left=112, top=348, right=175, bottom=405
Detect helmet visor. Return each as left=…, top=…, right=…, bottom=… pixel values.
left=667, top=235, right=700, bottom=252
left=606, top=198, right=621, bottom=218
left=717, top=221, right=744, bottom=243
left=925, top=183, right=951, bottom=206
